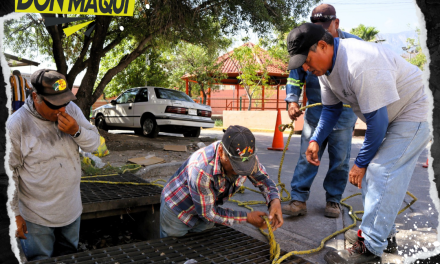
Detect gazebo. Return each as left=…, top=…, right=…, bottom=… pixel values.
left=181, top=43, right=290, bottom=111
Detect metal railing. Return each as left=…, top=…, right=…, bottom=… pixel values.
left=202, top=97, right=288, bottom=115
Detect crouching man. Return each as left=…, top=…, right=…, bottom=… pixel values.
left=160, top=125, right=283, bottom=237
left=7, top=69, right=100, bottom=261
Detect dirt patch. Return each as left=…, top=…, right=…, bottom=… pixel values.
left=96, top=129, right=216, bottom=167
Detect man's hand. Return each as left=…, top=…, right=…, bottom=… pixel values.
left=15, top=215, right=27, bottom=239
left=57, top=112, right=79, bottom=136
left=288, top=102, right=303, bottom=121
left=349, top=164, right=367, bottom=189
left=246, top=211, right=268, bottom=229
left=268, top=199, right=283, bottom=231
left=305, top=141, right=320, bottom=166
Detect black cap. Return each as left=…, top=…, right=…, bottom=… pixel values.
left=286, top=23, right=326, bottom=71
left=221, top=125, right=257, bottom=175
left=30, top=69, right=76, bottom=106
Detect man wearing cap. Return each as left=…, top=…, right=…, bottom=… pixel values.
left=282, top=4, right=361, bottom=218
left=7, top=69, right=100, bottom=260
left=286, top=23, right=429, bottom=263
left=160, top=125, right=283, bottom=237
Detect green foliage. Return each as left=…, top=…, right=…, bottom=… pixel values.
left=97, top=39, right=170, bottom=98
left=350, top=24, right=380, bottom=41
left=404, top=28, right=427, bottom=71
left=231, top=44, right=273, bottom=110
left=4, top=0, right=319, bottom=117
left=161, top=37, right=231, bottom=103
left=214, top=119, right=223, bottom=127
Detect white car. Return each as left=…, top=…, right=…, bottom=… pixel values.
left=91, top=87, right=214, bottom=137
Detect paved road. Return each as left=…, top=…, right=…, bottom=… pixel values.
left=200, top=129, right=439, bottom=264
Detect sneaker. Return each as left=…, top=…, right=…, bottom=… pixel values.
left=325, top=230, right=382, bottom=264
left=325, top=202, right=341, bottom=218
left=345, top=229, right=398, bottom=253
left=281, top=200, right=307, bottom=216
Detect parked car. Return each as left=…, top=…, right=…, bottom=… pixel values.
left=90, top=87, right=214, bottom=137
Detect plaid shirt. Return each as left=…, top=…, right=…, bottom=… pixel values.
left=162, top=141, right=280, bottom=227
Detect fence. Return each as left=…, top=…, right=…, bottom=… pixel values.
left=194, top=97, right=288, bottom=115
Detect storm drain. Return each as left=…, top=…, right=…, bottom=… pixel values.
left=81, top=173, right=162, bottom=204
left=29, top=225, right=312, bottom=264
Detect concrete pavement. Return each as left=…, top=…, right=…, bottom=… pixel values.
left=200, top=129, right=439, bottom=264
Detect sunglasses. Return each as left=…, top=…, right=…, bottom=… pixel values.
left=221, top=142, right=256, bottom=162
left=310, top=15, right=336, bottom=23
left=43, top=98, right=70, bottom=110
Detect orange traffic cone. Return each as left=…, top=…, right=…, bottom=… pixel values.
left=423, top=158, right=429, bottom=168
left=268, top=109, right=287, bottom=151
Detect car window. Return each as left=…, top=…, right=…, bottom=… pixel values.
left=135, top=88, right=149, bottom=102
left=154, top=88, right=194, bottom=102
left=116, top=90, right=138, bottom=104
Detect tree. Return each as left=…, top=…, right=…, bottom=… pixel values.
left=97, top=39, right=171, bottom=98
left=230, top=43, right=279, bottom=110
left=350, top=24, right=380, bottom=41
left=4, top=0, right=318, bottom=118
left=404, top=28, right=427, bottom=71
left=161, top=37, right=231, bottom=104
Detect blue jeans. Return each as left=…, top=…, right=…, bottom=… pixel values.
left=160, top=197, right=215, bottom=238
left=360, top=121, right=429, bottom=256
left=290, top=119, right=353, bottom=203
left=20, top=216, right=80, bottom=261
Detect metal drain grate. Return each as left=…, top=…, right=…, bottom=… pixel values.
left=30, top=226, right=312, bottom=264
left=81, top=173, right=162, bottom=204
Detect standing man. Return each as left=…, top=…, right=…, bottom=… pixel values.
left=287, top=23, right=429, bottom=263
left=10, top=70, right=31, bottom=113
left=7, top=69, right=100, bottom=261
left=282, top=4, right=361, bottom=218
left=160, top=125, right=283, bottom=237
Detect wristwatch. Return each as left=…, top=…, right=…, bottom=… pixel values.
left=73, top=126, right=81, bottom=138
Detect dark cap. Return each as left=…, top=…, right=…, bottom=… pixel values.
left=286, top=23, right=326, bottom=71
left=221, top=125, right=258, bottom=175
left=311, top=4, right=336, bottom=29
left=30, top=69, right=76, bottom=106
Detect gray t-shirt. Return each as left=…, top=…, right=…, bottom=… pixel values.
left=318, top=39, right=429, bottom=123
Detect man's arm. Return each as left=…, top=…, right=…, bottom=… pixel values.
left=247, top=160, right=283, bottom=230
left=6, top=118, right=28, bottom=239
left=188, top=166, right=248, bottom=226
left=285, top=69, right=307, bottom=121
left=66, top=103, right=100, bottom=152
left=349, top=107, right=388, bottom=188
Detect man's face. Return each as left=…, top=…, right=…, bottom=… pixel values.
left=219, top=144, right=238, bottom=176
left=302, top=41, right=333, bottom=76
left=32, top=92, right=67, bottom=122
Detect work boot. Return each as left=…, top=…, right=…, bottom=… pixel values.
left=325, top=230, right=382, bottom=264
left=324, top=202, right=341, bottom=218
left=281, top=200, right=307, bottom=216
left=345, top=229, right=398, bottom=253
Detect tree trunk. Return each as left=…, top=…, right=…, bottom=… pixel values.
left=416, top=0, right=440, bottom=197
left=200, top=83, right=207, bottom=105
left=247, top=93, right=252, bottom=111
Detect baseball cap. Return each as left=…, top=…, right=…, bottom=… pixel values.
left=286, top=23, right=326, bottom=71
left=221, top=125, right=258, bottom=175
left=30, top=69, right=76, bottom=106
left=310, top=4, right=337, bottom=29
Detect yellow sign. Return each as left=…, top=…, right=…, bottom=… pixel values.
left=15, top=0, right=135, bottom=16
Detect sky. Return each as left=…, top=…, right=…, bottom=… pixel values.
left=5, top=0, right=422, bottom=85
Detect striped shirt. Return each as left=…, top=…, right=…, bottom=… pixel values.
left=162, top=141, right=280, bottom=227
left=10, top=75, right=31, bottom=111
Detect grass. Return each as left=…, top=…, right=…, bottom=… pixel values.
left=81, top=160, right=142, bottom=176
left=214, top=119, right=223, bottom=127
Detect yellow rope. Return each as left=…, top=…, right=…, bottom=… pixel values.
left=227, top=103, right=418, bottom=263
left=81, top=103, right=418, bottom=263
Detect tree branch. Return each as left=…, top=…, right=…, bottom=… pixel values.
left=42, top=14, right=68, bottom=75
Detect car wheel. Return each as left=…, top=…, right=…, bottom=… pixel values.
left=95, top=116, right=108, bottom=131
left=142, top=117, right=159, bottom=138
left=183, top=127, right=201, bottom=138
